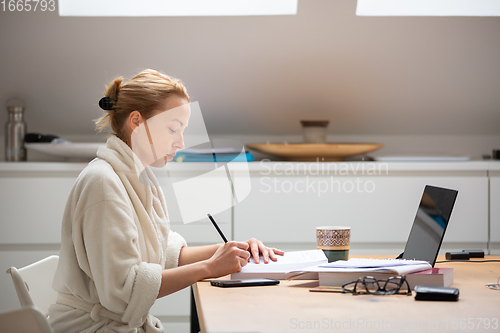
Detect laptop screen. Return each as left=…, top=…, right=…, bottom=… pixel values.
left=402, top=185, right=458, bottom=266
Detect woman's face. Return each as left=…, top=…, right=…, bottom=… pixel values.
left=130, top=95, right=191, bottom=168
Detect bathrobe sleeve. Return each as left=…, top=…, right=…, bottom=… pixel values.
left=164, top=231, right=187, bottom=269
left=74, top=197, right=162, bottom=328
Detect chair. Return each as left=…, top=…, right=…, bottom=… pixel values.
left=6, top=255, right=59, bottom=316
left=0, top=305, right=55, bottom=333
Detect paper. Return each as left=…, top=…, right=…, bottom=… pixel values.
left=240, top=249, right=328, bottom=273
left=296, top=258, right=432, bottom=275
left=249, top=249, right=327, bottom=265
left=322, top=264, right=432, bottom=275
left=320, top=258, right=430, bottom=269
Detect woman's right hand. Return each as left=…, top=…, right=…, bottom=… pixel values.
left=205, top=241, right=251, bottom=278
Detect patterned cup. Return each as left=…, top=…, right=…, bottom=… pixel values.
left=316, top=226, right=350, bottom=262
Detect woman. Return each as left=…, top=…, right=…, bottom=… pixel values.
left=48, top=69, right=283, bottom=333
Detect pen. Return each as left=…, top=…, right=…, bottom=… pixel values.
left=207, top=213, right=228, bottom=243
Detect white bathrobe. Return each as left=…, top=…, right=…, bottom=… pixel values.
left=48, top=135, right=187, bottom=333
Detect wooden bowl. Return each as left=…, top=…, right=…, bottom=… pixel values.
left=245, top=143, right=383, bottom=161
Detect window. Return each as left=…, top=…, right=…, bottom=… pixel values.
left=58, top=0, right=298, bottom=17
left=356, top=0, right=500, bottom=16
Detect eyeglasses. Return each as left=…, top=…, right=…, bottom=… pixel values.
left=342, top=275, right=412, bottom=296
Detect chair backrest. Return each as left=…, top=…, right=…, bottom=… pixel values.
left=6, top=255, right=59, bottom=316
left=0, top=305, right=54, bottom=333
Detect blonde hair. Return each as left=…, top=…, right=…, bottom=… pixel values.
left=95, top=69, right=190, bottom=143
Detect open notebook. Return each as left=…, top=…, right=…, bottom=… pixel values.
left=231, top=249, right=327, bottom=280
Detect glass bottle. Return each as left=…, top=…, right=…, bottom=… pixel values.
left=5, top=104, right=27, bottom=161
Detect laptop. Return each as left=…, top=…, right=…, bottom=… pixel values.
left=397, top=185, right=459, bottom=267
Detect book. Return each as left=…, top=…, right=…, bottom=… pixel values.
left=230, top=249, right=328, bottom=280
left=409, top=268, right=453, bottom=288
left=318, top=267, right=453, bottom=289
left=317, top=258, right=432, bottom=272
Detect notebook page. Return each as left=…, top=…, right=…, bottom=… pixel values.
left=249, top=249, right=327, bottom=265
left=319, top=258, right=430, bottom=269
left=241, top=249, right=328, bottom=273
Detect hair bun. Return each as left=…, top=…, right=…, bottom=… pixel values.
left=104, top=77, right=123, bottom=100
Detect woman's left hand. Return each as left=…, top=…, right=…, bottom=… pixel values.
left=245, top=238, right=285, bottom=264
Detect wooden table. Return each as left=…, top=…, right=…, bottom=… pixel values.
left=193, top=256, right=500, bottom=333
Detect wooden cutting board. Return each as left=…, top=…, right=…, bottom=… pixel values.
left=245, top=143, right=383, bottom=161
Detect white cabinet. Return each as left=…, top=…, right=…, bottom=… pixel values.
left=489, top=165, right=500, bottom=253
left=0, top=174, right=77, bottom=244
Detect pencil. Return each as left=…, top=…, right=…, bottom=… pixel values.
left=207, top=213, right=228, bottom=243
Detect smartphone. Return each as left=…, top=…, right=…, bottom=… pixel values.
left=210, top=278, right=280, bottom=288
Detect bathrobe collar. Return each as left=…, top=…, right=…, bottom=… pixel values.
left=96, top=135, right=169, bottom=265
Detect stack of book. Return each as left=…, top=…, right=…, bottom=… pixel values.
left=310, top=258, right=453, bottom=289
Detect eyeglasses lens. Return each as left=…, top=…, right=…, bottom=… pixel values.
left=362, top=277, right=381, bottom=294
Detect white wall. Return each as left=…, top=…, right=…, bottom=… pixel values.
left=0, top=0, right=499, bottom=144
